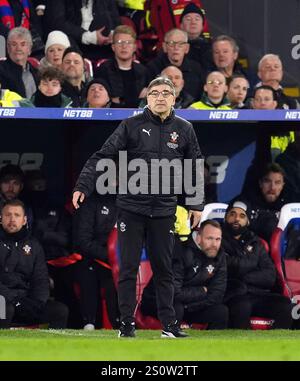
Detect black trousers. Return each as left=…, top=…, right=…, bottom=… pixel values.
left=0, top=300, right=69, bottom=329
left=73, top=260, right=120, bottom=328
left=226, top=293, right=293, bottom=329
left=178, top=304, right=229, bottom=330
left=117, top=209, right=176, bottom=327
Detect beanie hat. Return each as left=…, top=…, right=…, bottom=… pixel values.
left=85, top=78, right=112, bottom=98
left=62, top=46, right=83, bottom=61
left=0, top=164, right=24, bottom=183
left=45, top=31, right=70, bottom=53
left=226, top=199, right=253, bottom=222
left=180, top=3, right=205, bottom=23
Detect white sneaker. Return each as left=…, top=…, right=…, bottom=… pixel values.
left=83, top=323, right=95, bottom=331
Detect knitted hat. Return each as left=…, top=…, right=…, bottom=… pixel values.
left=85, top=78, right=112, bottom=98
left=180, top=3, right=205, bottom=23
left=45, top=31, right=70, bottom=53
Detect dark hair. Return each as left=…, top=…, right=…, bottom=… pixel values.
left=254, top=85, right=277, bottom=101
left=2, top=199, right=26, bottom=214
left=198, top=219, right=222, bottom=233
left=38, top=66, right=65, bottom=84
left=260, top=162, right=286, bottom=180
left=147, top=76, right=176, bottom=95
left=0, top=164, right=24, bottom=183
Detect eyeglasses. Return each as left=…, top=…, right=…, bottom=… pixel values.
left=113, top=39, right=135, bottom=46
left=148, top=90, right=174, bottom=98
left=165, top=41, right=187, bottom=48
left=207, top=80, right=225, bottom=85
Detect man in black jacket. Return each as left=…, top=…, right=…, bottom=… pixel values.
left=173, top=220, right=228, bottom=329
left=0, top=27, right=38, bottom=98
left=95, top=25, right=148, bottom=108
left=72, top=76, right=204, bottom=338
left=146, top=28, right=205, bottom=100
left=142, top=220, right=228, bottom=329
left=72, top=192, right=119, bottom=330
left=0, top=199, right=68, bottom=329
left=222, top=200, right=292, bottom=329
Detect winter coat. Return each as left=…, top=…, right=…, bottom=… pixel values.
left=74, top=107, right=204, bottom=217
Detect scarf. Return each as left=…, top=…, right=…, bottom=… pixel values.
left=0, top=0, right=30, bottom=30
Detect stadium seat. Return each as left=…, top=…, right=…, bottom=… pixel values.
left=270, top=203, right=300, bottom=299
left=199, top=202, right=228, bottom=224
left=27, top=56, right=40, bottom=68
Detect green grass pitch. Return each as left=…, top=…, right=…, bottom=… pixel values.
left=0, top=329, right=300, bottom=361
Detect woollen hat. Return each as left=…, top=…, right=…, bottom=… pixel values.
left=180, top=3, right=205, bottom=23
left=45, top=31, right=70, bottom=53
left=85, top=78, right=112, bottom=98
left=226, top=199, right=253, bottom=221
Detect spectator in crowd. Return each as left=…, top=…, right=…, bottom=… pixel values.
left=61, top=47, right=87, bottom=107
left=179, top=2, right=213, bottom=72
left=236, top=163, right=288, bottom=243
left=276, top=130, right=300, bottom=202
left=84, top=78, right=114, bottom=108
left=0, top=0, right=44, bottom=56
left=139, top=65, right=194, bottom=109
left=39, top=30, right=71, bottom=69
left=189, top=71, right=231, bottom=110
left=73, top=191, right=119, bottom=330
left=142, top=220, right=228, bottom=329
left=227, top=74, right=250, bottom=109
left=256, top=54, right=299, bottom=109
left=212, top=35, right=255, bottom=89
left=0, top=164, right=34, bottom=228
left=44, top=0, right=120, bottom=61
left=95, top=25, right=148, bottom=108
left=252, top=85, right=295, bottom=160
left=161, top=66, right=194, bottom=108
left=222, top=200, right=293, bottom=329
left=0, top=27, right=38, bottom=98
left=147, top=28, right=205, bottom=100
left=0, top=199, right=69, bottom=329
left=31, top=66, right=72, bottom=107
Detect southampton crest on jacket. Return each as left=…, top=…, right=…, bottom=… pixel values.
left=167, top=131, right=179, bottom=149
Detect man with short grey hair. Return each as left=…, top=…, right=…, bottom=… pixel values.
left=72, top=76, right=204, bottom=338
left=256, top=54, right=299, bottom=109
left=0, top=27, right=38, bottom=98
left=147, top=28, right=205, bottom=100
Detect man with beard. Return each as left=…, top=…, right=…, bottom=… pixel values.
left=238, top=163, right=288, bottom=243
left=0, top=199, right=68, bottom=329
left=222, top=200, right=292, bottom=329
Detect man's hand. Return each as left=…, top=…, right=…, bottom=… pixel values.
left=188, top=210, right=202, bottom=229
left=96, top=27, right=110, bottom=46
left=72, top=191, right=85, bottom=209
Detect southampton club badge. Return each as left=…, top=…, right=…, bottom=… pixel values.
left=206, top=264, right=215, bottom=275
left=167, top=131, right=179, bottom=149
left=23, top=244, right=32, bottom=256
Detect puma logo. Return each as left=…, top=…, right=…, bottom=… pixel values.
left=142, top=128, right=151, bottom=136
